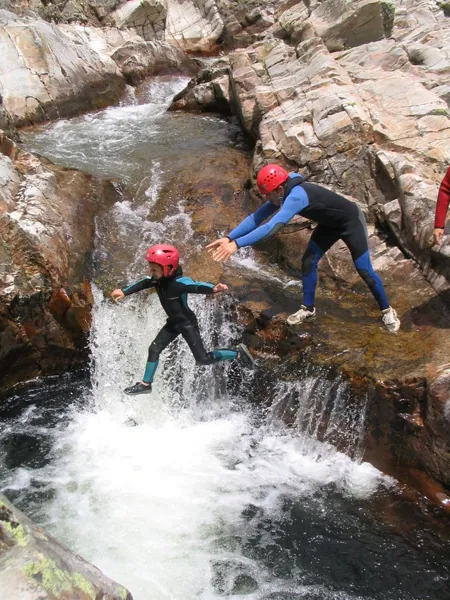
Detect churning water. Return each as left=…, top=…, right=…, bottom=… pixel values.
left=2, top=75, right=450, bottom=600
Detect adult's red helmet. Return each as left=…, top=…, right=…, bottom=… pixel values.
left=145, top=244, right=179, bottom=277
left=256, top=164, right=289, bottom=194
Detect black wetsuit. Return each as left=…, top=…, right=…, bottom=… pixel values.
left=122, top=267, right=238, bottom=383
left=227, top=174, right=389, bottom=310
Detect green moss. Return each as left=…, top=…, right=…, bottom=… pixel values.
left=119, top=587, right=129, bottom=600
left=24, top=557, right=96, bottom=599
left=70, top=573, right=96, bottom=598
left=3, top=522, right=27, bottom=546
left=439, top=2, right=450, bottom=17
left=430, top=108, right=449, bottom=116
left=381, top=1, right=396, bottom=36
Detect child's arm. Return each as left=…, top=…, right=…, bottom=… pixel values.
left=110, top=277, right=156, bottom=301
left=171, top=277, right=228, bottom=295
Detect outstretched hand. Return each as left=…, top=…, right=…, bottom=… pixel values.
left=110, top=289, right=125, bottom=301
left=433, top=227, right=444, bottom=246
left=206, top=238, right=238, bottom=263
left=213, top=283, right=229, bottom=294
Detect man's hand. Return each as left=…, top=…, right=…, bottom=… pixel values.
left=213, top=283, right=229, bottom=294
left=206, top=238, right=238, bottom=263
left=433, top=227, right=444, bottom=246
left=110, top=289, right=125, bottom=301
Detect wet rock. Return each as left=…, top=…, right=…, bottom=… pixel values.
left=0, top=97, right=18, bottom=141
left=0, top=133, right=120, bottom=393
left=0, top=492, right=133, bottom=599
left=111, top=39, right=199, bottom=85
left=184, top=145, right=450, bottom=497
left=212, top=558, right=259, bottom=596
left=169, top=57, right=231, bottom=113
left=0, top=10, right=125, bottom=127
left=231, top=229, right=450, bottom=497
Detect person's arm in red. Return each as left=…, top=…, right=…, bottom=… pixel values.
left=433, top=167, right=450, bottom=245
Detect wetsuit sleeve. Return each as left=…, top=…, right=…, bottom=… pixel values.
left=171, top=278, right=215, bottom=295
left=122, top=277, right=156, bottom=296
left=234, top=186, right=309, bottom=248
left=435, top=167, right=450, bottom=228
left=227, top=202, right=278, bottom=241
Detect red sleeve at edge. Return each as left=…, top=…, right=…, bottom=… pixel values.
left=435, top=167, right=450, bottom=228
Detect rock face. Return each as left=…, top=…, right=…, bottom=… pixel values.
left=0, top=10, right=125, bottom=126
left=186, top=184, right=450, bottom=504
left=110, top=0, right=224, bottom=52
left=111, top=38, right=198, bottom=83
left=110, top=0, right=167, bottom=40
left=0, top=492, right=133, bottom=599
left=173, top=0, right=450, bottom=299
left=0, top=0, right=123, bottom=25
left=0, top=133, right=120, bottom=393
left=0, top=9, right=202, bottom=125
left=165, top=0, right=224, bottom=52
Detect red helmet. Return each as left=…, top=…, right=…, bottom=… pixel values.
left=145, top=244, right=179, bottom=277
left=256, top=164, right=289, bottom=194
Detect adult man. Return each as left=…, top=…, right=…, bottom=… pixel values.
left=207, top=164, right=400, bottom=333
left=433, top=166, right=450, bottom=246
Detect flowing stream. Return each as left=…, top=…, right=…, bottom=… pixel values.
left=1, top=76, right=450, bottom=600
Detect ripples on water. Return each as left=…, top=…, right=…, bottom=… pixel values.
left=2, top=75, right=449, bottom=600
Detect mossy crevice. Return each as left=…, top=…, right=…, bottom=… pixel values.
left=0, top=504, right=28, bottom=546
left=24, top=557, right=96, bottom=599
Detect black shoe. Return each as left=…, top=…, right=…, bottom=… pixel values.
left=123, top=382, right=152, bottom=395
left=237, top=343, right=255, bottom=369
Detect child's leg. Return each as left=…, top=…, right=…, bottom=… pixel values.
left=143, top=323, right=179, bottom=383
left=180, top=323, right=238, bottom=365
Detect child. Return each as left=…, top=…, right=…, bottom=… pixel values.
left=110, top=244, right=255, bottom=394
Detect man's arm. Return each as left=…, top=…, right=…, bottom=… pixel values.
left=433, top=167, right=450, bottom=245
left=227, top=202, right=278, bottom=241
left=122, top=277, right=156, bottom=296
left=234, top=187, right=308, bottom=248
left=435, top=167, right=450, bottom=228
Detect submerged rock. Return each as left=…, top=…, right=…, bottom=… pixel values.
left=0, top=492, right=133, bottom=599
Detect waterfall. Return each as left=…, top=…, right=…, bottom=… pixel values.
left=4, top=74, right=446, bottom=600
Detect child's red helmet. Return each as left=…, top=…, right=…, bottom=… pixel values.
left=256, top=164, right=289, bottom=194
left=145, top=244, right=179, bottom=277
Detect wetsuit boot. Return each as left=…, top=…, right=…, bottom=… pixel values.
left=124, top=382, right=152, bottom=395
left=237, top=343, right=255, bottom=369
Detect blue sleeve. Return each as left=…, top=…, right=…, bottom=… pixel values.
left=234, top=187, right=309, bottom=248
left=172, top=277, right=215, bottom=295
left=227, top=202, right=278, bottom=241
left=122, top=277, right=156, bottom=296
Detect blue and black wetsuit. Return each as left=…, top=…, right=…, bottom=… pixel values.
left=227, top=173, right=389, bottom=310
left=122, top=267, right=238, bottom=384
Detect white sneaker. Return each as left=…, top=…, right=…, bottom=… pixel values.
left=381, top=306, right=400, bottom=333
left=287, top=305, right=316, bottom=325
